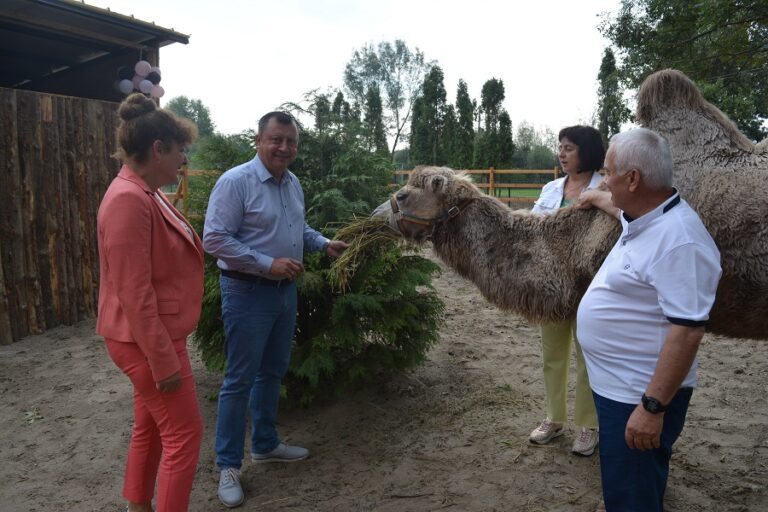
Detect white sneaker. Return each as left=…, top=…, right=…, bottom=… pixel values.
left=218, top=467, right=244, bottom=508
left=529, top=419, right=564, bottom=444
left=572, top=427, right=599, bottom=456
left=251, top=442, right=309, bottom=463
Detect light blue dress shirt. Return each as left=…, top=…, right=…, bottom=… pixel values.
left=203, top=155, right=329, bottom=277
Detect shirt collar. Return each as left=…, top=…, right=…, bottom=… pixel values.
left=253, top=154, right=292, bottom=184
left=621, top=188, right=681, bottom=235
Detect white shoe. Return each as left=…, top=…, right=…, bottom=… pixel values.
left=251, top=442, right=309, bottom=463
left=218, top=467, right=244, bottom=508
left=572, top=427, right=599, bottom=456
left=529, top=419, right=564, bottom=444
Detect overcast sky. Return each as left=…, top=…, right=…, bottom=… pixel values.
left=89, top=0, right=621, bottom=136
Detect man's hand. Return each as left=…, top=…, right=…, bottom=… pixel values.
left=270, top=257, right=304, bottom=280
left=325, top=240, right=350, bottom=259
left=156, top=371, right=182, bottom=393
left=625, top=404, right=663, bottom=451
left=575, top=189, right=620, bottom=218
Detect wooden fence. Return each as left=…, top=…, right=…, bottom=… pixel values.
left=0, top=88, right=120, bottom=344
left=165, top=166, right=215, bottom=217
left=393, top=168, right=559, bottom=204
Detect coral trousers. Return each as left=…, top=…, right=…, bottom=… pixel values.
left=106, top=338, right=203, bottom=512
left=539, top=320, right=597, bottom=428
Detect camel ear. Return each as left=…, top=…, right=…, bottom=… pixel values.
left=430, top=175, right=447, bottom=194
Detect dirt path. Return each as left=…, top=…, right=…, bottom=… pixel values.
left=1, top=256, right=767, bottom=511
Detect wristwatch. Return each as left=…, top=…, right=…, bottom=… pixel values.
left=641, top=394, right=667, bottom=414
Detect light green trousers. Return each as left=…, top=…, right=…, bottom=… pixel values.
left=539, top=320, right=598, bottom=428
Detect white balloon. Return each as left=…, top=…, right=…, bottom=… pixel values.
left=151, top=84, right=165, bottom=98
left=150, top=66, right=162, bottom=76
left=118, top=79, right=134, bottom=95
left=139, top=79, right=153, bottom=94
left=134, top=60, right=152, bottom=77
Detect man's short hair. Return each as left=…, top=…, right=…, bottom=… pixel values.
left=558, top=125, right=606, bottom=173
left=257, top=111, right=297, bottom=134
left=609, top=128, right=673, bottom=189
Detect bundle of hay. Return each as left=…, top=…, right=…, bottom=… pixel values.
left=328, top=216, right=408, bottom=291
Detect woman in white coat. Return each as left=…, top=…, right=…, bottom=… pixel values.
left=529, top=125, right=605, bottom=456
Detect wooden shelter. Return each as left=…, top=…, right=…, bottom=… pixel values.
left=0, top=0, right=189, bottom=344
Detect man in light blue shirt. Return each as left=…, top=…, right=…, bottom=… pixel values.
left=203, top=111, right=348, bottom=508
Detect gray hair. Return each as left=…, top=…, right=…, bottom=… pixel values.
left=608, top=128, right=673, bottom=189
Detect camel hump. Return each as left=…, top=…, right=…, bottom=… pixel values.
left=637, top=68, right=754, bottom=153
left=636, top=69, right=708, bottom=125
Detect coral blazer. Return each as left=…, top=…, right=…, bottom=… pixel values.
left=97, top=165, right=204, bottom=382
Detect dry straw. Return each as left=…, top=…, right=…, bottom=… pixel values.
left=328, top=216, right=406, bottom=292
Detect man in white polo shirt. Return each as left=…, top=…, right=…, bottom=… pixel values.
left=575, top=128, right=721, bottom=511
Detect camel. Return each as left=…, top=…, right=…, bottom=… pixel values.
left=373, top=70, right=768, bottom=340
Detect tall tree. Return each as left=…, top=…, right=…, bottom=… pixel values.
left=454, top=80, right=475, bottom=169
left=480, top=78, right=505, bottom=132
left=363, top=84, right=389, bottom=157
left=596, top=48, right=632, bottom=144
left=409, top=65, right=447, bottom=165
left=497, top=111, right=515, bottom=166
left=601, top=0, right=768, bottom=140
left=344, top=40, right=432, bottom=156
left=474, top=78, right=511, bottom=168
left=165, top=96, right=215, bottom=137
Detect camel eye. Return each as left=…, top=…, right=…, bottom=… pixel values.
left=396, top=192, right=409, bottom=202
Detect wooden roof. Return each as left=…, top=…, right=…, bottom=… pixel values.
left=0, top=0, right=188, bottom=90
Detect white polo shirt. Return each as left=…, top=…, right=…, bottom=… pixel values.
left=576, top=192, right=721, bottom=404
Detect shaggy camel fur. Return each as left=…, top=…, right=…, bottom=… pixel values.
left=377, top=167, right=620, bottom=325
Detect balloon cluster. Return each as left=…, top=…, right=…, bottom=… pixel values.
left=115, top=60, right=165, bottom=98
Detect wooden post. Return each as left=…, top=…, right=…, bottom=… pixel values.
left=553, top=166, right=559, bottom=180
left=489, top=167, right=495, bottom=197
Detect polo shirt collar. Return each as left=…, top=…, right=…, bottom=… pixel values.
left=252, top=154, right=293, bottom=184
left=621, top=188, right=681, bottom=235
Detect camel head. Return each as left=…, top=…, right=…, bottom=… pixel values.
left=372, top=166, right=480, bottom=243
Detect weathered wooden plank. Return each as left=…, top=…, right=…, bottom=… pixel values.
left=0, top=88, right=20, bottom=344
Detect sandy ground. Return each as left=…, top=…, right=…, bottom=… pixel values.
left=1, top=254, right=767, bottom=512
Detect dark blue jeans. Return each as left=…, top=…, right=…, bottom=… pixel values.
left=593, top=388, right=693, bottom=512
left=215, top=276, right=297, bottom=469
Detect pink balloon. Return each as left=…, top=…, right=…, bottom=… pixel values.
left=151, top=85, right=165, bottom=98
left=132, top=74, right=143, bottom=90
left=134, top=60, right=152, bottom=77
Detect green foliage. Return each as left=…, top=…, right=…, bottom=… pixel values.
left=191, top=132, right=255, bottom=172
left=596, top=48, right=633, bottom=145
left=512, top=121, right=558, bottom=171
left=410, top=65, right=448, bottom=166
left=165, top=95, right=216, bottom=138
left=363, top=84, right=389, bottom=157
left=291, top=247, right=443, bottom=405
left=600, top=0, right=768, bottom=140
left=473, top=78, right=515, bottom=168
left=453, top=80, right=475, bottom=169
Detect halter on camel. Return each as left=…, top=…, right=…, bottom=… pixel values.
left=389, top=194, right=474, bottom=239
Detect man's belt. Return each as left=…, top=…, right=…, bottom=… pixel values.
left=220, top=269, right=289, bottom=288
